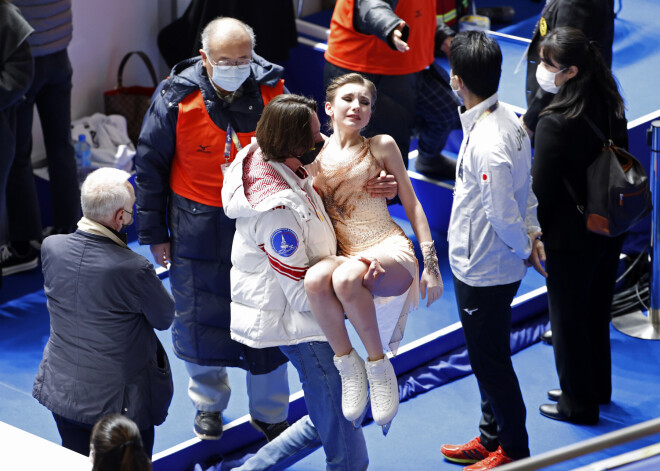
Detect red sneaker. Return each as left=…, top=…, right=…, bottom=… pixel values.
left=463, top=447, right=513, bottom=470
left=441, top=436, right=492, bottom=464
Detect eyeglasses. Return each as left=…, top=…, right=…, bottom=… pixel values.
left=206, top=53, right=252, bottom=68
left=123, top=208, right=133, bottom=217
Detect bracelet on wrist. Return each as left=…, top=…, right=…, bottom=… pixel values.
left=421, top=241, right=441, bottom=279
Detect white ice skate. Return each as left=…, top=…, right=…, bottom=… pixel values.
left=365, top=355, right=399, bottom=436
left=334, top=349, right=369, bottom=427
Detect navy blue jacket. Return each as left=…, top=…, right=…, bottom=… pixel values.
left=135, top=54, right=284, bottom=246
left=134, top=55, right=288, bottom=371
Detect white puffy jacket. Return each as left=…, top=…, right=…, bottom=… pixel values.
left=448, top=93, right=541, bottom=287
left=222, top=139, right=336, bottom=348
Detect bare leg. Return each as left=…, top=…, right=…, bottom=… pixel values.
left=304, top=256, right=353, bottom=356
left=332, top=256, right=413, bottom=361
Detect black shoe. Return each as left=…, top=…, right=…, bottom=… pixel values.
left=0, top=244, right=39, bottom=276
left=250, top=418, right=289, bottom=442
left=547, top=389, right=610, bottom=405
left=540, top=329, right=552, bottom=345
left=539, top=404, right=598, bottom=425
left=414, top=154, right=457, bottom=180
left=194, top=411, right=223, bottom=440
left=547, top=389, right=561, bottom=402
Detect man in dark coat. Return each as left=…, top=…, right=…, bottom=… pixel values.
left=522, top=0, right=615, bottom=134
left=0, top=0, right=33, bottom=287
left=33, top=168, right=175, bottom=457
left=3, top=0, right=81, bottom=276
left=134, top=17, right=290, bottom=441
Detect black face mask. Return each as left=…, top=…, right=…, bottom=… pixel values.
left=298, top=141, right=325, bottom=165
left=117, top=231, right=128, bottom=244
left=120, top=209, right=134, bottom=233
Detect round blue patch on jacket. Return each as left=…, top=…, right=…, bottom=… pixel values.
left=270, top=228, right=299, bottom=257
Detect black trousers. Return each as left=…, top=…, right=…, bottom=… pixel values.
left=52, top=413, right=155, bottom=457
left=7, top=49, right=80, bottom=241
left=545, top=233, right=624, bottom=422
left=454, top=276, right=529, bottom=460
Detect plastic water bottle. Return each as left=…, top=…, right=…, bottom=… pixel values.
left=74, top=134, right=92, bottom=185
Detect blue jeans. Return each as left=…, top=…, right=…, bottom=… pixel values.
left=234, top=415, right=321, bottom=471
left=279, top=342, right=368, bottom=471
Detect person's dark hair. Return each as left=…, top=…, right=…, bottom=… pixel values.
left=90, top=415, right=152, bottom=471
left=449, top=31, right=502, bottom=99
left=539, top=26, right=625, bottom=120
left=256, top=94, right=318, bottom=162
left=325, top=73, right=377, bottom=111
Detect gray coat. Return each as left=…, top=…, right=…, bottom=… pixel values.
left=33, top=229, right=175, bottom=430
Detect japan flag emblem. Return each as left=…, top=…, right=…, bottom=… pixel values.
left=481, top=171, right=491, bottom=183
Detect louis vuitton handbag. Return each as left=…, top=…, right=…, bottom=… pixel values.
left=103, top=51, right=158, bottom=146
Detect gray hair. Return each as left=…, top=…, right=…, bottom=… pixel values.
left=201, top=17, right=256, bottom=52
left=81, top=168, right=132, bottom=223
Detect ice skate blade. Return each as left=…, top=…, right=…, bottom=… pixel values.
left=381, top=421, right=392, bottom=436
left=352, top=391, right=370, bottom=429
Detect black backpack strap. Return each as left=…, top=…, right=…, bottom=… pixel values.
left=583, top=114, right=613, bottom=147
left=562, top=176, right=585, bottom=215
left=564, top=114, right=607, bottom=215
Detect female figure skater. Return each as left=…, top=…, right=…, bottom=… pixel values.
left=305, top=73, right=444, bottom=434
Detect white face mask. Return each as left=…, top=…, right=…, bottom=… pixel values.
left=211, top=64, right=251, bottom=92
left=450, top=75, right=464, bottom=106
left=536, top=63, right=565, bottom=94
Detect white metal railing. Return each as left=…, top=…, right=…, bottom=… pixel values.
left=497, top=417, right=660, bottom=470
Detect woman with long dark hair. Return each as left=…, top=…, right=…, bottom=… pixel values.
left=532, top=26, right=627, bottom=425
left=90, top=415, right=152, bottom=471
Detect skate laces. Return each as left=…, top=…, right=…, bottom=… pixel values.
left=368, top=361, right=394, bottom=407
left=337, top=356, right=365, bottom=401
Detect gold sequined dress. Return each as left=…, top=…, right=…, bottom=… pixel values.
left=310, top=138, right=420, bottom=354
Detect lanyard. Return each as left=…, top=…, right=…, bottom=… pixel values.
left=223, top=123, right=243, bottom=163
left=457, top=102, right=499, bottom=181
